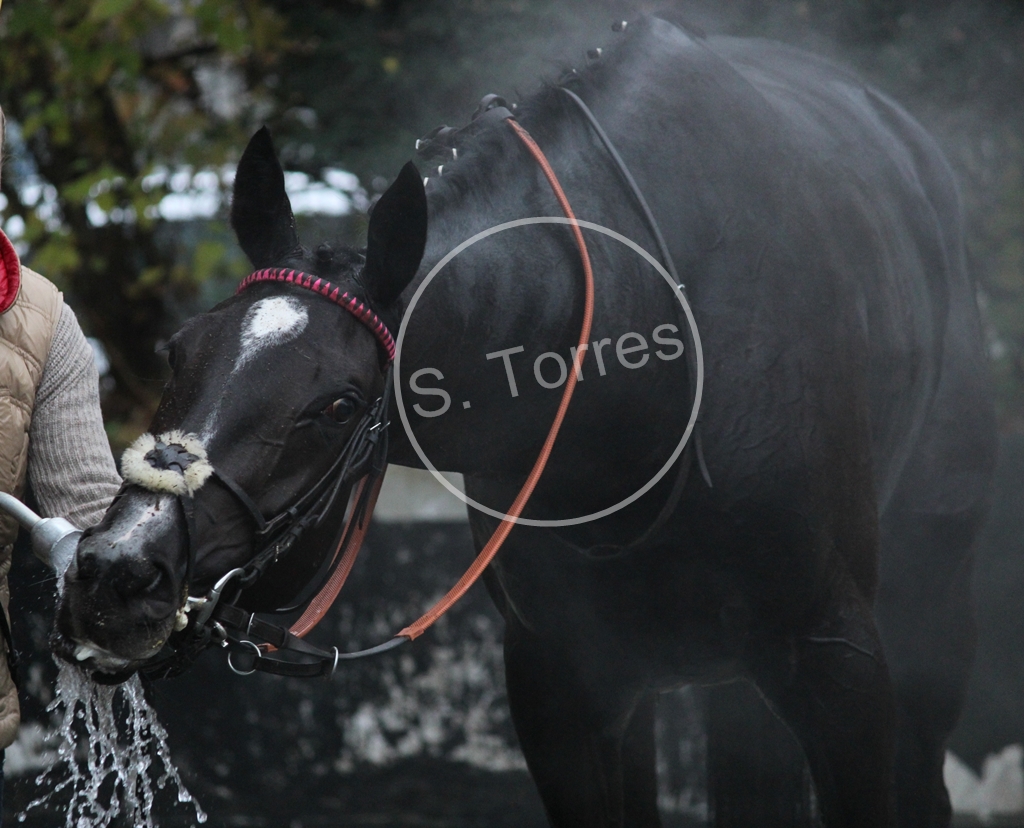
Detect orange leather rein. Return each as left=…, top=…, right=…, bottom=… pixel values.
left=279, top=115, right=595, bottom=651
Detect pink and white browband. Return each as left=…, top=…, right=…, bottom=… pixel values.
left=237, top=268, right=396, bottom=362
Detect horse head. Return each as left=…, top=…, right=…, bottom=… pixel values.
left=53, top=129, right=427, bottom=680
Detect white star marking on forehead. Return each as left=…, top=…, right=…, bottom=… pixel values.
left=234, top=296, right=309, bottom=373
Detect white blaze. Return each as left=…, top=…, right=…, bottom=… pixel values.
left=234, top=296, right=309, bottom=372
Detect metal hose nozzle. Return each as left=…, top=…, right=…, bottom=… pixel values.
left=0, top=492, right=81, bottom=576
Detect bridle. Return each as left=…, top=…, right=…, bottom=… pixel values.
left=132, top=307, right=395, bottom=680
left=131, top=89, right=706, bottom=682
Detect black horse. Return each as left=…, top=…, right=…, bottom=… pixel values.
left=54, top=18, right=995, bottom=828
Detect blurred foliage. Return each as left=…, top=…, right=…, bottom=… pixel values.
left=1, top=0, right=1022, bottom=444
left=0, top=0, right=286, bottom=446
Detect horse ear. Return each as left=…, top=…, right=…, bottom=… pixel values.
left=364, top=161, right=427, bottom=307
left=231, top=127, right=301, bottom=269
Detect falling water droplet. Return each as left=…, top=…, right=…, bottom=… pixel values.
left=19, top=661, right=206, bottom=828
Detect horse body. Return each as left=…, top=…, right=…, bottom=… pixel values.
left=55, top=18, right=994, bottom=828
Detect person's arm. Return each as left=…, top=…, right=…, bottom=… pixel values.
left=27, top=304, right=121, bottom=529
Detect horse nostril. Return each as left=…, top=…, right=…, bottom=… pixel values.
left=111, top=560, right=166, bottom=602
left=142, top=567, right=164, bottom=595
left=75, top=550, right=101, bottom=582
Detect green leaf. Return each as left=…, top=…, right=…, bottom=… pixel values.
left=62, top=166, right=122, bottom=205
left=29, top=236, right=81, bottom=286
left=88, top=0, right=136, bottom=22
left=190, top=240, right=228, bottom=285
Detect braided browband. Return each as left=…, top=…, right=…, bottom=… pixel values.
left=237, top=268, right=396, bottom=362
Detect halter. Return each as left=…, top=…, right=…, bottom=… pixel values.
left=127, top=110, right=588, bottom=681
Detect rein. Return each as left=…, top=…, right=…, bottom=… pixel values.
left=139, top=110, right=597, bottom=680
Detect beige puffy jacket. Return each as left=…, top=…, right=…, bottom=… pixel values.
left=0, top=254, right=63, bottom=748
left=0, top=227, right=122, bottom=750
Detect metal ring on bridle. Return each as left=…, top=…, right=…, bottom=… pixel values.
left=227, top=640, right=262, bottom=676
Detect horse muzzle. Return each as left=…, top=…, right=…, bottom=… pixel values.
left=47, top=628, right=142, bottom=684
left=54, top=488, right=188, bottom=674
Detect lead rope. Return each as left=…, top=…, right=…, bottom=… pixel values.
left=243, top=115, right=594, bottom=665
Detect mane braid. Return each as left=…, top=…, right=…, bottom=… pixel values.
left=423, top=59, right=606, bottom=207
left=237, top=268, right=396, bottom=362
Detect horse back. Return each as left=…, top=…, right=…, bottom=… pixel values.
left=569, top=22, right=996, bottom=598
left=709, top=36, right=991, bottom=511
left=609, top=25, right=988, bottom=516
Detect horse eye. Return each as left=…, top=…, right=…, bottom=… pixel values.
left=324, top=397, right=357, bottom=424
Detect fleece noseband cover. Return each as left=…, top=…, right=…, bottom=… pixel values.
left=121, top=431, right=214, bottom=496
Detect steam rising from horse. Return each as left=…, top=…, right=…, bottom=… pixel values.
left=53, top=19, right=995, bottom=828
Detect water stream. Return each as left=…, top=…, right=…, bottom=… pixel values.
left=20, top=662, right=206, bottom=828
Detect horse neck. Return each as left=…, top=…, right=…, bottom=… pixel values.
left=386, top=111, right=683, bottom=480
left=384, top=121, right=583, bottom=473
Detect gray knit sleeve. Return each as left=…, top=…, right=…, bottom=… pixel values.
left=27, top=304, right=121, bottom=529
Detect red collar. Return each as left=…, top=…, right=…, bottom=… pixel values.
left=0, top=230, right=22, bottom=314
